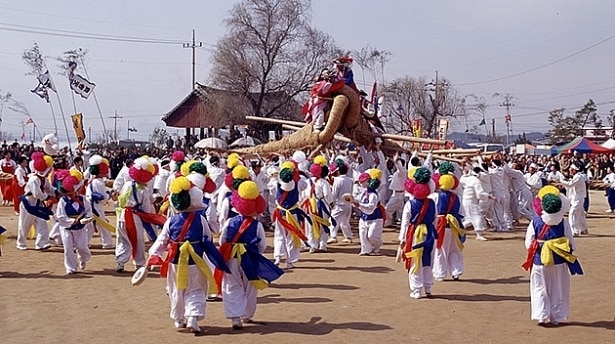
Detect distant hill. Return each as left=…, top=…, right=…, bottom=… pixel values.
left=447, top=131, right=546, bottom=144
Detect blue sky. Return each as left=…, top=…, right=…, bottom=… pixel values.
left=1, top=0, right=614, bottom=144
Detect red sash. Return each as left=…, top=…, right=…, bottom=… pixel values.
left=124, top=208, right=167, bottom=259
left=403, top=200, right=429, bottom=271
left=214, top=217, right=254, bottom=293
left=436, top=193, right=456, bottom=249
left=158, top=212, right=195, bottom=277
left=522, top=223, right=551, bottom=271
left=272, top=190, right=308, bottom=241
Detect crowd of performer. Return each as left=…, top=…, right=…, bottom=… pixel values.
left=0, top=137, right=589, bottom=330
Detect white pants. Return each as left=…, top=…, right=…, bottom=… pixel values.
left=115, top=219, right=146, bottom=267
left=330, top=204, right=352, bottom=239
left=409, top=265, right=434, bottom=294
left=463, top=201, right=487, bottom=233
left=16, top=203, right=50, bottom=249
left=222, top=258, right=258, bottom=319
left=273, top=219, right=300, bottom=263
left=493, top=192, right=512, bottom=231
left=60, top=228, right=91, bottom=273
left=384, top=192, right=405, bottom=227
left=568, top=201, right=587, bottom=235
left=358, top=218, right=383, bottom=254
left=167, top=264, right=208, bottom=322
left=517, top=188, right=534, bottom=220
left=529, top=264, right=570, bottom=322
left=432, top=227, right=464, bottom=280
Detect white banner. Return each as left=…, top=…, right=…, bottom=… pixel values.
left=70, top=74, right=96, bottom=99
left=438, top=119, right=449, bottom=141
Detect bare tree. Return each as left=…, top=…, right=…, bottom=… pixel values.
left=210, top=0, right=339, bottom=119
left=22, top=43, right=46, bottom=77
left=352, top=45, right=391, bottom=89
left=382, top=75, right=466, bottom=136
left=57, top=48, right=88, bottom=77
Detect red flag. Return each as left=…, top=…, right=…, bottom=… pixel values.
left=25, top=118, right=34, bottom=125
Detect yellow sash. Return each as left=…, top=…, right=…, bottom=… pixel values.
left=404, top=224, right=428, bottom=274
left=308, top=197, right=330, bottom=240
left=446, top=214, right=466, bottom=251
left=230, top=243, right=268, bottom=290
left=541, top=237, right=578, bottom=266
left=93, top=215, right=116, bottom=233
left=176, top=241, right=217, bottom=294
left=276, top=203, right=304, bottom=247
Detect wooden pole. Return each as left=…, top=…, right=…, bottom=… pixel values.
left=431, top=148, right=481, bottom=155
left=245, top=116, right=305, bottom=127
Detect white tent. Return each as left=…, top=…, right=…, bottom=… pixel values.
left=601, top=138, right=615, bottom=149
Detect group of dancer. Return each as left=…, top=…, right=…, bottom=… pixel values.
left=1, top=141, right=585, bottom=330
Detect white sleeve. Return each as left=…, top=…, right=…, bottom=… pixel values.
left=524, top=221, right=535, bottom=250
left=399, top=201, right=411, bottom=242
left=256, top=221, right=267, bottom=254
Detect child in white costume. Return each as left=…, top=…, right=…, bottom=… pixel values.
left=399, top=167, right=437, bottom=299
left=305, top=156, right=335, bottom=252
left=55, top=169, right=94, bottom=274
left=522, top=186, right=583, bottom=326
left=115, top=156, right=164, bottom=272
left=16, top=152, right=54, bottom=250
left=352, top=169, right=385, bottom=256
left=217, top=181, right=284, bottom=329
left=85, top=155, right=115, bottom=249
left=431, top=163, right=466, bottom=281
left=148, top=176, right=228, bottom=333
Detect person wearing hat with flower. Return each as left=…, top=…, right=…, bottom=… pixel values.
left=216, top=180, right=284, bottom=330
left=560, top=164, right=588, bottom=236
left=115, top=156, right=166, bottom=272
left=399, top=167, right=437, bottom=299
left=147, top=176, right=227, bottom=333
left=431, top=162, right=466, bottom=282
left=16, top=152, right=55, bottom=250
left=55, top=170, right=94, bottom=274
left=85, top=155, right=115, bottom=249
left=523, top=186, right=583, bottom=326
left=272, top=159, right=309, bottom=269
left=352, top=168, right=385, bottom=256
left=218, top=164, right=251, bottom=228
left=332, top=56, right=359, bottom=95
left=304, top=155, right=335, bottom=252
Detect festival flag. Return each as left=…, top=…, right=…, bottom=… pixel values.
left=25, top=118, right=34, bottom=125
left=37, top=70, right=57, bottom=93
left=438, top=119, right=450, bottom=141
left=479, top=118, right=486, bottom=126
left=71, top=113, right=86, bottom=150
left=67, top=61, right=96, bottom=99
left=30, top=83, right=49, bottom=103
left=411, top=118, right=422, bottom=138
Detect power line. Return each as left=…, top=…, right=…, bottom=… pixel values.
left=0, top=22, right=187, bottom=45
left=457, top=33, right=615, bottom=86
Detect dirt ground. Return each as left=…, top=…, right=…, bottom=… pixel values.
left=1, top=190, right=614, bottom=344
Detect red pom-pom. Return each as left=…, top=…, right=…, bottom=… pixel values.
left=62, top=176, right=79, bottom=192
left=172, top=151, right=185, bottom=162
left=204, top=178, right=216, bottom=194
left=431, top=173, right=441, bottom=187
left=224, top=173, right=234, bottom=189
left=533, top=197, right=543, bottom=215
left=358, top=173, right=370, bottom=183
left=309, top=164, right=322, bottom=178
left=129, top=167, right=153, bottom=184
left=55, top=169, right=70, bottom=181
left=98, top=163, right=110, bottom=176
left=33, top=158, right=47, bottom=172
left=412, top=183, right=432, bottom=199
left=31, top=152, right=44, bottom=161
left=254, top=195, right=266, bottom=214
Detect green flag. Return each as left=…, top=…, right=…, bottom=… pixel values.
left=479, top=118, right=486, bottom=126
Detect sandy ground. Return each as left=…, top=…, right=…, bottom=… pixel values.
left=1, top=190, right=614, bottom=344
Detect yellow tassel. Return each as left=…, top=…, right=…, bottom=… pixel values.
left=251, top=279, right=269, bottom=290
left=446, top=214, right=466, bottom=251
left=404, top=224, right=428, bottom=274
left=28, top=225, right=36, bottom=240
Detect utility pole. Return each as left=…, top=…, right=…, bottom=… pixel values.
left=88, top=126, right=92, bottom=143
left=425, top=71, right=449, bottom=138
left=494, top=93, right=515, bottom=146
left=183, top=29, right=203, bottom=143
left=491, top=118, right=496, bottom=142
left=127, top=120, right=130, bottom=140
left=109, top=110, right=122, bottom=144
